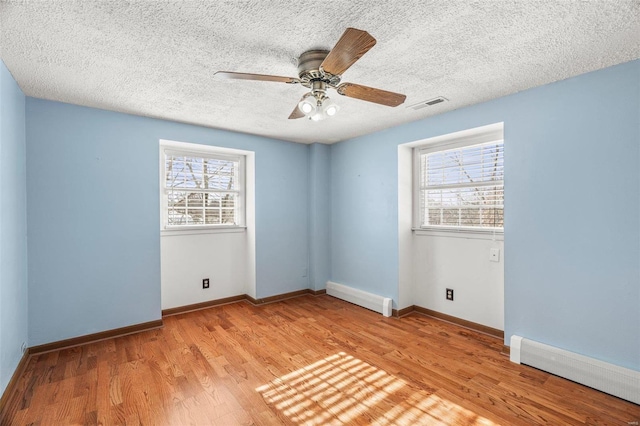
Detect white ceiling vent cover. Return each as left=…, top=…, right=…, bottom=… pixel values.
left=510, top=335, right=640, bottom=404
left=407, top=96, right=448, bottom=110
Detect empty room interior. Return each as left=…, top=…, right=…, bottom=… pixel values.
left=1, top=1, right=639, bottom=425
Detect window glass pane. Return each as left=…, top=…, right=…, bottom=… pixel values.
left=167, top=188, right=186, bottom=225
left=419, top=140, right=504, bottom=229
left=221, top=195, right=235, bottom=208
left=185, top=208, right=204, bottom=224
left=204, top=158, right=237, bottom=190
left=427, top=209, right=441, bottom=226
left=460, top=208, right=481, bottom=227
left=164, top=150, right=243, bottom=228
left=441, top=208, right=460, bottom=226
left=482, top=208, right=504, bottom=228
left=166, top=156, right=206, bottom=189
left=422, top=141, right=503, bottom=187
left=221, top=208, right=235, bottom=224
left=167, top=190, right=186, bottom=207
left=192, top=193, right=205, bottom=206
left=204, top=208, right=220, bottom=225
left=205, top=193, right=221, bottom=208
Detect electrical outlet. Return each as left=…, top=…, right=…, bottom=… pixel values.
left=202, top=278, right=210, bottom=289
left=490, top=248, right=501, bottom=262
left=446, top=288, right=454, bottom=301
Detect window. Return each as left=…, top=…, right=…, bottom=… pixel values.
left=161, top=146, right=245, bottom=229
left=415, top=138, right=503, bottom=231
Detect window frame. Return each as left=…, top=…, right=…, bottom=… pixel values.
left=413, top=132, right=504, bottom=235
left=160, top=141, right=246, bottom=234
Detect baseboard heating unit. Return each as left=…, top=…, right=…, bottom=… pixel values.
left=510, top=335, right=640, bottom=404
left=326, top=281, right=392, bottom=317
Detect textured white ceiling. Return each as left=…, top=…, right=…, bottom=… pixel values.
left=1, top=1, right=639, bottom=144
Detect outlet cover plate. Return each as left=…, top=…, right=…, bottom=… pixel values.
left=490, top=248, right=501, bottom=262
left=446, top=288, right=454, bottom=301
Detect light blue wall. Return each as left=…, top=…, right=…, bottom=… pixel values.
left=0, top=61, right=28, bottom=394
left=503, top=61, right=639, bottom=371
left=309, top=143, right=331, bottom=290
left=331, top=133, right=400, bottom=304
left=252, top=134, right=309, bottom=298
left=26, top=99, right=309, bottom=345
left=331, top=60, right=640, bottom=371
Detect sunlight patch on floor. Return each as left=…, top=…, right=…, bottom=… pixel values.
left=256, top=352, right=497, bottom=425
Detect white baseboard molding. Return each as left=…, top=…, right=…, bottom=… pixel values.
left=326, top=281, right=392, bottom=317
left=510, top=335, right=640, bottom=405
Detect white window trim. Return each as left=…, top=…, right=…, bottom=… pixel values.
left=413, top=227, right=504, bottom=240
left=161, top=226, right=247, bottom=237
left=159, top=139, right=247, bottom=234
left=412, top=124, right=504, bottom=235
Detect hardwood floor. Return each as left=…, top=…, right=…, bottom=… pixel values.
left=2, top=295, right=638, bottom=425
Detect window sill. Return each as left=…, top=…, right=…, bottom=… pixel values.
left=161, top=226, right=247, bottom=237
left=413, top=227, right=504, bottom=240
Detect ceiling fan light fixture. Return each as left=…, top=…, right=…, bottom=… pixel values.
left=298, top=95, right=317, bottom=115
left=309, top=108, right=327, bottom=121
left=322, top=97, right=340, bottom=117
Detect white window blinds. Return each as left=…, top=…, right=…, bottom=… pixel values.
left=417, top=140, right=504, bottom=229
left=164, top=150, right=244, bottom=227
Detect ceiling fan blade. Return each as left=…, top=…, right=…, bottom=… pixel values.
left=320, top=28, right=376, bottom=76
left=288, top=99, right=306, bottom=119
left=214, top=71, right=299, bottom=84
left=337, top=83, right=406, bottom=107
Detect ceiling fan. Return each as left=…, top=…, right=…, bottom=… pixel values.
left=214, top=28, right=407, bottom=121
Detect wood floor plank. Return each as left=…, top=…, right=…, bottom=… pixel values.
left=2, top=295, right=639, bottom=425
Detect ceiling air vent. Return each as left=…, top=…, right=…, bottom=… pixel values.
left=407, top=96, right=448, bottom=111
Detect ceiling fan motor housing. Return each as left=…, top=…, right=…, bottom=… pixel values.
left=297, top=50, right=341, bottom=89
